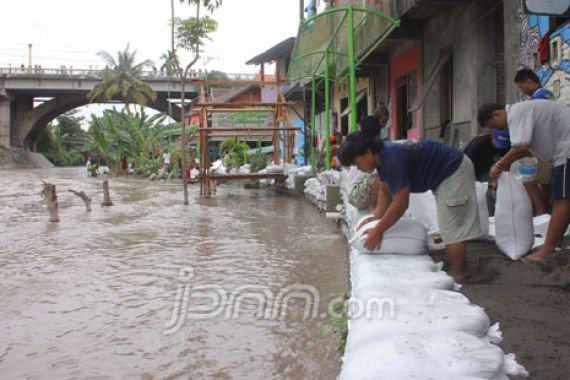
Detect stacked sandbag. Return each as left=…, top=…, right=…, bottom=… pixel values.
left=495, top=172, right=534, bottom=260
left=340, top=209, right=528, bottom=379
left=350, top=217, right=428, bottom=255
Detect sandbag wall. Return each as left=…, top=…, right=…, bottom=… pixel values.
left=340, top=204, right=527, bottom=379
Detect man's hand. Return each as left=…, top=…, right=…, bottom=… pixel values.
left=357, top=215, right=378, bottom=231
left=489, top=163, right=503, bottom=180
left=363, top=227, right=383, bottom=251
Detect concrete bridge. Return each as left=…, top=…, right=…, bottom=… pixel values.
left=0, top=67, right=208, bottom=148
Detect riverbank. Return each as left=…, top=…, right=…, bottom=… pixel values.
left=0, top=146, right=54, bottom=169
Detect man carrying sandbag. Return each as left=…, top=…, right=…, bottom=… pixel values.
left=338, top=131, right=481, bottom=282
left=478, top=100, right=570, bottom=263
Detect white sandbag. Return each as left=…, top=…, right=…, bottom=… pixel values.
left=495, top=172, right=534, bottom=260
left=476, top=182, right=490, bottom=240
left=406, top=191, right=440, bottom=234
left=352, top=267, right=457, bottom=293
left=350, top=218, right=428, bottom=255
left=354, top=287, right=471, bottom=309
left=345, top=303, right=492, bottom=349
left=265, top=164, right=284, bottom=173
left=533, top=214, right=550, bottom=249
left=340, top=332, right=527, bottom=380
left=351, top=253, right=442, bottom=277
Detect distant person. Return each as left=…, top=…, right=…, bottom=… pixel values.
left=373, top=103, right=390, bottom=139
left=121, top=156, right=129, bottom=176
left=330, top=132, right=343, bottom=169
left=162, top=152, right=171, bottom=172
left=478, top=100, right=570, bottom=263
left=463, top=134, right=508, bottom=182
left=86, top=156, right=92, bottom=177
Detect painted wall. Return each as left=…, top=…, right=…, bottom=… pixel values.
left=389, top=43, right=421, bottom=141
left=519, top=9, right=570, bottom=105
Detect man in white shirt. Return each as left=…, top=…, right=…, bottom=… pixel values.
left=478, top=100, right=570, bottom=262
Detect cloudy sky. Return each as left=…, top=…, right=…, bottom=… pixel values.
left=0, top=0, right=300, bottom=74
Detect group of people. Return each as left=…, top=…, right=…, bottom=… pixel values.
left=337, top=68, right=570, bottom=282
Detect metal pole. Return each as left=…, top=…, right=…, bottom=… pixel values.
left=28, top=44, right=32, bottom=69
left=311, top=76, right=316, bottom=176
left=325, top=50, right=331, bottom=171
left=347, top=5, right=358, bottom=132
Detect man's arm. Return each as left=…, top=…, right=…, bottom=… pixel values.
left=373, top=181, right=392, bottom=219
left=364, top=185, right=410, bottom=250
left=490, top=145, right=530, bottom=179
left=357, top=180, right=392, bottom=230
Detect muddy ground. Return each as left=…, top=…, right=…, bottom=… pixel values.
left=432, top=241, right=570, bottom=380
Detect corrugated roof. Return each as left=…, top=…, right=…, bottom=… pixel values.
left=246, top=37, right=296, bottom=65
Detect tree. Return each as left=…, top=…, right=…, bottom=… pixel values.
left=169, top=0, right=220, bottom=204
left=37, top=111, right=89, bottom=166
left=87, top=45, right=157, bottom=114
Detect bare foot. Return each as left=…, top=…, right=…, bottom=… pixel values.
left=523, top=248, right=550, bottom=263
left=450, top=271, right=472, bottom=284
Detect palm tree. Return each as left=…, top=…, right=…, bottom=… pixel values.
left=87, top=44, right=157, bottom=114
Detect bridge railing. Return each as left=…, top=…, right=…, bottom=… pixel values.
left=0, top=67, right=257, bottom=82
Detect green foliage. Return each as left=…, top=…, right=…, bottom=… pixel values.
left=160, top=50, right=178, bottom=76
left=180, top=0, right=222, bottom=13
left=37, top=111, right=89, bottom=166
left=322, top=291, right=349, bottom=352
left=87, top=108, right=168, bottom=175
left=175, top=16, right=218, bottom=52
left=220, top=138, right=251, bottom=169
left=249, top=142, right=267, bottom=173
left=87, top=44, right=157, bottom=113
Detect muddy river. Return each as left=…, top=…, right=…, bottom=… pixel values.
left=0, top=167, right=348, bottom=379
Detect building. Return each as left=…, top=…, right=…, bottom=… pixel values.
left=291, top=0, right=570, bottom=150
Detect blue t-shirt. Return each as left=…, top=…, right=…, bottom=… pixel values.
left=378, top=140, right=464, bottom=195
left=532, top=88, right=555, bottom=100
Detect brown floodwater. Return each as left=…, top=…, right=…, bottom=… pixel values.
left=0, top=167, right=348, bottom=379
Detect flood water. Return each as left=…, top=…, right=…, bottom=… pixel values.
left=0, top=167, right=348, bottom=379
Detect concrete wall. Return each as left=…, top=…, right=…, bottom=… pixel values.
left=421, top=2, right=498, bottom=146
left=0, top=92, right=10, bottom=147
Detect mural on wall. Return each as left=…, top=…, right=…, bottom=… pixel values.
left=519, top=7, right=570, bottom=105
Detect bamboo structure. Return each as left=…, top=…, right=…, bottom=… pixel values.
left=195, top=81, right=299, bottom=196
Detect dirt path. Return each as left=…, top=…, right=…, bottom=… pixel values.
left=432, top=241, right=570, bottom=380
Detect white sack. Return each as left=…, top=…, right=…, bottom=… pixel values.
left=350, top=218, right=428, bottom=255
left=340, top=332, right=528, bottom=380
left=345, top=303, right=493, bottom=350
left=351, top=253, right=442, bottom=278
left=476, top=182, right=490, bottom=240
left=352, top=267, right=457, bottom=293
left=406, top=191, right=440, bottom=234
left=495, top=173, right=534, bottom=260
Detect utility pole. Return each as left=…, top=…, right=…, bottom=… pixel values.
left=28, top=44, right=32, bottom=69
left=300, top=0, right=304, bottom=22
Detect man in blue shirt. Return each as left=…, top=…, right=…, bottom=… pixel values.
left=514, top=68, right=555, bottom=215
left=338, top=131, right=481, bottom=282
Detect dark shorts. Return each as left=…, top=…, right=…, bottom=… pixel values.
left=551, top=159, right=570, bottom=200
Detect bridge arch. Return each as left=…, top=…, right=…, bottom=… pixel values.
left=16, top=94, right=182, bottom=148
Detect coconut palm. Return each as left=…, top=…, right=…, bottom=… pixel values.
left=87, top=44, right=157, bottom=114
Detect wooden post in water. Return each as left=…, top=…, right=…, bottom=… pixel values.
left=102, top=180, right=114, bottom=207
left=41, top=182, right=60, bottom=222
left=69, top=190, right=92, bottom=212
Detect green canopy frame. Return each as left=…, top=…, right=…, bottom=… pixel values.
left=288, top=6, right=399, bottom=173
